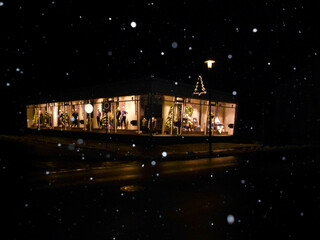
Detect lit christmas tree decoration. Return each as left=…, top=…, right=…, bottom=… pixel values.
left=193, top=75, right=207, bottom=96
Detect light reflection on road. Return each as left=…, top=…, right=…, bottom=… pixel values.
left=30, top=156, right=237, bottom=189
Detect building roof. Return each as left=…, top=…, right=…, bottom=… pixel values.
left=28, top=77, right=237, bottom=104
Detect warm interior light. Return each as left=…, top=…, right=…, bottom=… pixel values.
left=204, top=60, right=215, bottom=69
left=85, top=104, right=93, bottom=113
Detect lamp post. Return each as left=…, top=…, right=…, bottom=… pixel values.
left=204, top=59, right=215, bottom=157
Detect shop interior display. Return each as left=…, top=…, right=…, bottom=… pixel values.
left=182, top=105, right=198, bottom=132
left=26, top=95, right=235, bottom=136
left=214, top=117, right=226, bottom=134
left=58, top=111, right=69, bottom=127
left=32, top=110, right=52, bottom=128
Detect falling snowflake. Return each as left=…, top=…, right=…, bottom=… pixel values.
left=171, top=42, right=178, bottom=48
left=232, top=91, right=237, bottom=96
left=151, top=160, right=156, bottom=165
left=228, top=54, right=233, bottom=59
left=252, top=28, right=258, bottom=33
left=162, top=152, right=167, bottom=157
left=130, top=21, right=137, bottom=28
left=227, top=214, right=235, bottom=224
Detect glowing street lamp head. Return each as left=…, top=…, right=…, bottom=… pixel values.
left=204, top=59, right=215, bottom=69
left=85, top=104, right=93, bottom=114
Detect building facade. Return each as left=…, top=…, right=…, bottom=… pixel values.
left=26, top=78, right=237, bottom=137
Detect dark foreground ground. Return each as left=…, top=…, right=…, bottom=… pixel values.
left=1, top=138, right=320, bottom=240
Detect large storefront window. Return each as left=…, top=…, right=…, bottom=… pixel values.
left=69, top=100, right=83, bottom=129
left=212, top=102, right=236, bottom=136
left=117, top=96, right=138, bottom=132
left=182, top=98, right=206, bottom=135
left=26, top=95, right=236, bottom=136
left=140, top=95, right=163, bottom=135
left=162, top=97, right=211, bottom=136
left=26, top=104, right=53, bottom=129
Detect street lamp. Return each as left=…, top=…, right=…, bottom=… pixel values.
left=204, top=60, right=215, bottom=69
left=205, top=59, right=215, bottom=157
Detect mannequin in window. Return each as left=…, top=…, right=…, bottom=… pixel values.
left=39, top=111, right=43, bottom=126
left=141, top=117, right=148, bottom=133
left=116, top=107, right=121, bottom=128
left=97, top=109, right=101, bottom=128
left=120, top=107, right=128, bottom=129
left=72, top=110, right=78, bottom=128
left=148, top=117, right=157, bottom=133
left=59, top=111, right=64, bottom=127
left=187, top=114, right=193, bottom=130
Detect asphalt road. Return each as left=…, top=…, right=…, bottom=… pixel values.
left=1, top=139, right=320, bottom=240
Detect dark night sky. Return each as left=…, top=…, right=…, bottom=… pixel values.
left=1, top=0, right=320, bottom=139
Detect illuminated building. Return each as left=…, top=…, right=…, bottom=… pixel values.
left=26, top=77, right=237, bottom=137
